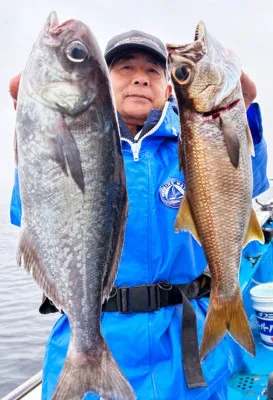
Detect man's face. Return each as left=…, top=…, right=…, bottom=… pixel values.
left=109, top=50, right=172, bottom=126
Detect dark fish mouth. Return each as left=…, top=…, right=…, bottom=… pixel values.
left=50, top=19, right=75, bottom=36
left=202, top=99, right=240, bottom=119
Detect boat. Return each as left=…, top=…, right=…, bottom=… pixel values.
left=1, top=371, right=41, bottom=400
left=2, top=187, right=273, bottom=400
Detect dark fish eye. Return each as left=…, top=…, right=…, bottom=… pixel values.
left=173, top=65, right=192, bottom=84
left=65, top=41, right=88, bottom=63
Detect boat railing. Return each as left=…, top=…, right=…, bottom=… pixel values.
left=1, top=371, right=42, bottom=400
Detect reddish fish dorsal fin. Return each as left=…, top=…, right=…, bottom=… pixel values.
left=220, top=115, right=240, bottom=168
left=50, top=117, right=85, bottom=193
left=17, top=230, right=63, bottom=310
left=243, top=208, right=265, bottom=247
left=246, top=124, right=255, bottom=156
left=174, top=195, right=201, bottom=245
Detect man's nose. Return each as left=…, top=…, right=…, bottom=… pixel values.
left=133, top=75, right=149, bottom=86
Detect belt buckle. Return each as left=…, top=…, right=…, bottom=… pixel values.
left=116, top=286, right=131, bottom=314
left=148, top=284, right=160, bottom=311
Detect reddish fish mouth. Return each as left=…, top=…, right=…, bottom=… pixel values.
left=202, top=99, right=240, bottom=119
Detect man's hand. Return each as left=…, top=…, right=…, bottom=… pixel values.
left=240, top=71, right=257, bottom=110
left=9, top=73, right=22, bottom=110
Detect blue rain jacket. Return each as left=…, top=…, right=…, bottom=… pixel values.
left=10, top=101, right=269, bottom=400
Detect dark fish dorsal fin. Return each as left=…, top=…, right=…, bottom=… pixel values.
left=50, top=117, right=85, bottom=193
left=220, top=115, right=240, bottom=168
left=102, top=189, right=128, bottom=302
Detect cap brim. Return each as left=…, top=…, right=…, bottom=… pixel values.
left=105, top=43, right=166, bottom=66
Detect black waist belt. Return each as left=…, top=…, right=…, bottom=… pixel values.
left=102, top=274, right=210, bottom=389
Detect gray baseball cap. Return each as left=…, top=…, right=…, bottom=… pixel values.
left=104, top=29, right=167, bottom=66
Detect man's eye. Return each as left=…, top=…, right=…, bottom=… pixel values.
left=149, top=68, right=159, bottom=74
left=122, top=65, right=132, bottom=70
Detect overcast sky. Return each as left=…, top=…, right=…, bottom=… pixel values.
left=1, top=0, right=272, bottom=206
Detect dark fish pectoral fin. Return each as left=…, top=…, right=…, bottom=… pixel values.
left=243, top=208, right=265, bottom=247
left=51, top=118, right=85, bottom=193
left=174, top=195, right=201, bottom=245
left=17, top=230, right=63, bottom=310
left=52, top=337, right=136, bottom=400
left=50, top=135, right=68, bottom=176
left=220, top=115, right=240, bottom=168
left=200, top=290, right=255, bottom=361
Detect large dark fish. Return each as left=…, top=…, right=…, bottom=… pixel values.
left=15, top=11, right=135, bottom=400
left=167, top=22, right=264, bottom=361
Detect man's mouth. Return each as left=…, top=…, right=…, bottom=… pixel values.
left=126, top=94, right=151, bottom=101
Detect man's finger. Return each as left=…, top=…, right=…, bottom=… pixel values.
left=240, top=71, right=257, bottom=110
left=9, top=73, right=22, bottom=108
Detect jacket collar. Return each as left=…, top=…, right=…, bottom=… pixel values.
left=118, top=101, right=180, bottom=144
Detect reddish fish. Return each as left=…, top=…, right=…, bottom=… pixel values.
left=167, top=21, right=264, bottom=361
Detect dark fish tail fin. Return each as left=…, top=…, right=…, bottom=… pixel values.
left=200, top=289, right=255, bottom=361
left=52, top=338, right=136, bottom=400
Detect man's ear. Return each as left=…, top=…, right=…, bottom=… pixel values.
left=165, top=83, right=172, bottom=100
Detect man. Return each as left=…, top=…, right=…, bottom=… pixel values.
left=10, top=30, right=269, bottom=399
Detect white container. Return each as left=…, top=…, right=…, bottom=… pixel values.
left=250, top=282, right=273, bottom=350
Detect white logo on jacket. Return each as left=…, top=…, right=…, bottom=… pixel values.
left=159, top=178, right=185, bottom=208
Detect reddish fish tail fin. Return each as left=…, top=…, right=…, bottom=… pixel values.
left=200, top=290, right=255, bottom=361
left=52, top=339, right=136, bottom=400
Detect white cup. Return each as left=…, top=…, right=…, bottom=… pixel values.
left=250, top=282, right=273, bottom=350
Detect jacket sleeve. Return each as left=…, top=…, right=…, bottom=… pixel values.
left=248, top=103, right=270, bottom=198
left=10, top=168, right=22, bottom=227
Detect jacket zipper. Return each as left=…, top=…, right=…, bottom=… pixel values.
left=121, top=102, right=169, bottom=162
left=121, top=135, right=150, bottom=162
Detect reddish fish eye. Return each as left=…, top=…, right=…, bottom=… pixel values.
left=173, top=65, right=192, bottom=85
left=65, top=41, right=88, bottom=63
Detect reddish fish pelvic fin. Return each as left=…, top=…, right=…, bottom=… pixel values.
left=200, top=289, right=255, bottom=361
left=52, top=337, right=136, bottom=400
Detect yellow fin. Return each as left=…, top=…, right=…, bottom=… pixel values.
left=246, top=124, right=255, bottom=156
left=243, top=208, right=265, bottom=247
left=174, top=195, right=201, bottom=245
left=200, top=289, right=255, bottom=361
